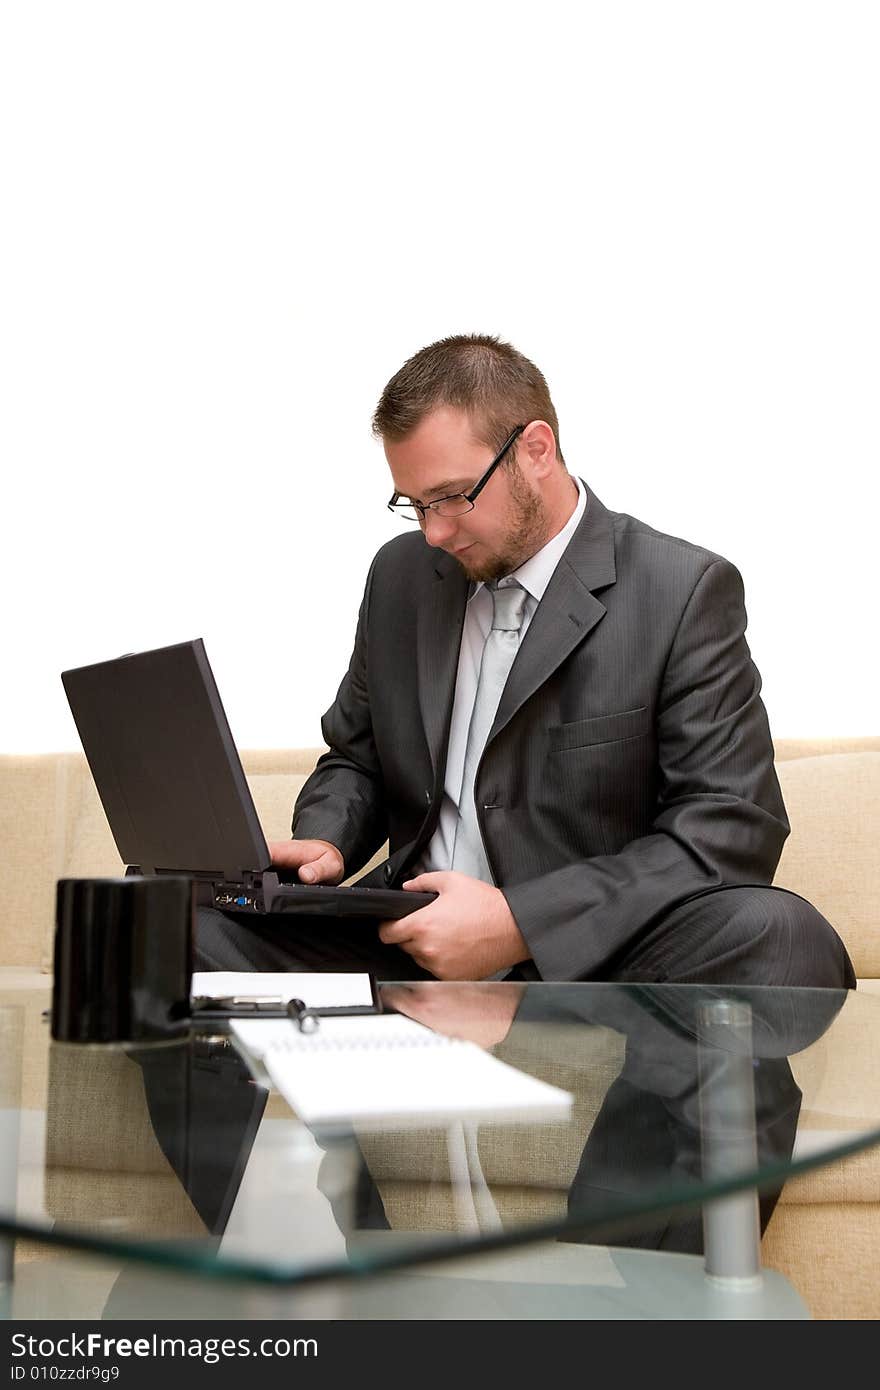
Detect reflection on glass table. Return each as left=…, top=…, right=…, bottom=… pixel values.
left=1, top=978, right=879, bottom=1320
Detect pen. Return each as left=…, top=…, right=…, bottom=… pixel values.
left=287, top=997, right=321, bottom=1034
left=190, top=995, right=286, bottom=1012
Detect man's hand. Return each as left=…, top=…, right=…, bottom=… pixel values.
left=267, top=839, right=344, bottom=884
left=381, top=981, right=524, bottom=1048
left=378, top=871, right=530, bottom=980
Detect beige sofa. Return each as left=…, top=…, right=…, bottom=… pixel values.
left=1, top=737, right=878, bottom=1318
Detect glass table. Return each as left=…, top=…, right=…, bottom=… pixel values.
left=1, top=975, right=878, bottom=1320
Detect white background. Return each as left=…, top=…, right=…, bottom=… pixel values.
left=1, top=1, right=877, bottom=753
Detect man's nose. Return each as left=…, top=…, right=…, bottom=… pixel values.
left=421, top=509, right=458, bottom=546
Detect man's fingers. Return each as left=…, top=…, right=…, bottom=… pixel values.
left=402, top=872, right=447, bottom=892
left=267, top=839, right=316, bottom=867
left=378, top=918, right=411, bottom=945
left=267, top=839, right=343, bottom=883
left=379, top=891, right=437, bottom=943
left=267, top=840, right=298, bottom=867
left=298, top=848, right=344, bottom=884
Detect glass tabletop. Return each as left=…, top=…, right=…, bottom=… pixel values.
left=1, top=976, right=879, bottom=1318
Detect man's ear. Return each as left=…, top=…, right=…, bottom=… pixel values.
left=520, top=420, right=557, bottom=479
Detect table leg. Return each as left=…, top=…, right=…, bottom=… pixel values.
left=697, top=999, right=762, bottom=1283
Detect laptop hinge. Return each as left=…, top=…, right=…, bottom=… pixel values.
left=233, top=870, right=261, bottom=889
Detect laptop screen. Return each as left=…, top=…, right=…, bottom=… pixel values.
left=62, top=639, right=271, bottom=878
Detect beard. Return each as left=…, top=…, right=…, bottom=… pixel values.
left=454, top=466, right=549, bottom=583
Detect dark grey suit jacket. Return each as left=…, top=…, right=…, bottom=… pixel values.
left=291, top=486, right=789, bottom=980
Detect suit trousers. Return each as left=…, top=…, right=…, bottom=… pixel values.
left=193, top=883, right=856, bottom=990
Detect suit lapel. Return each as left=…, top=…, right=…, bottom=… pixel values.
left=416, top=552, right=469, bottom=777
left=491, top=485, right=617, bottom=740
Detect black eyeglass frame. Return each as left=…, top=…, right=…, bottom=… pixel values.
left=387, top=424, right=527, bottom=522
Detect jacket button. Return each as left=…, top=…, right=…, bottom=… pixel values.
left=383, top=863, right=393, bottom=884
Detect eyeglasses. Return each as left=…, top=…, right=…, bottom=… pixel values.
left=387, top=424, right=526, bottom=523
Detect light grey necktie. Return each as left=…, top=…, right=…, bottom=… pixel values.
left=451, top=581, right=528, bottom=882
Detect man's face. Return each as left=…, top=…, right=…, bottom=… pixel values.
left=384, top=407, right=549, bottom=582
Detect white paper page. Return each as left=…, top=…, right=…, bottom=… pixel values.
left=230, top=1015, right=574, bottom=1130
left=191, top=970, right=374, bottom=1010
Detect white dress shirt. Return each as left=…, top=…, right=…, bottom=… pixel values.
left=413, top=476, right=587, bottom=877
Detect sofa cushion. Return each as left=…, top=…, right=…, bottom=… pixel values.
left=773, top=753, right=880, bottom=978
left=0, top=755, right=72, bottom=968
left=248, top=773, right=311, bottom=844
left=760, top=1205, right=880, bottom=1319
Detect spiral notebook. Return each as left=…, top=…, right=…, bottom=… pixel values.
left=230, top=1015, right=574, bottom=1131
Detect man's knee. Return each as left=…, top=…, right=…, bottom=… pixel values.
left=634, top=884, right=857, bottom=988
left=716, top=885, right=855, bottom=990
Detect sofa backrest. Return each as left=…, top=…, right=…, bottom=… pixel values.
left=772, top=740, right=880, bottom=978
left=0, top=749, right=325, bottom=971
left=1, top=739, right=877, bottom=977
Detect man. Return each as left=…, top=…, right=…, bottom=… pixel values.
left=197, top=334, right=853, bottom=989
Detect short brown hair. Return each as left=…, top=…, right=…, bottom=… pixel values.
left=372, top=333, right=565, bottom=465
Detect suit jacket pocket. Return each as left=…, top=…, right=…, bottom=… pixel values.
left=547, top=707, right=650, bottom=752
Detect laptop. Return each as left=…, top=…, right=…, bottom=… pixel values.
left=61, top=638, right=436, bottom=920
